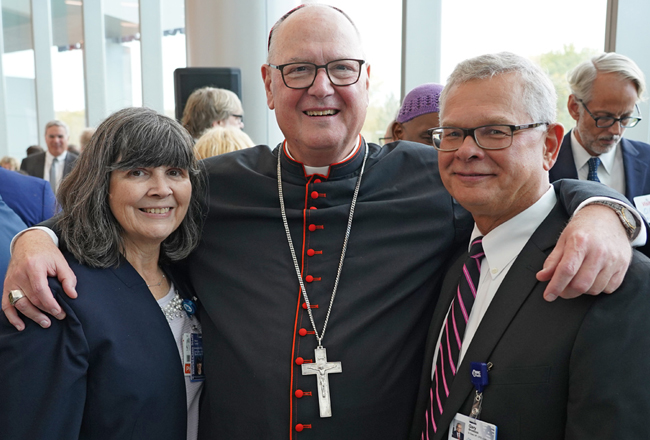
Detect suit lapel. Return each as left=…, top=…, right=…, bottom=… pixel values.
left=549, top=133, right=578, bottom=181
left=433, top=203, right=567, bottom=439
left=621, top=138, right=649, bottom=200
left=63, top=154, right=76, bottom=177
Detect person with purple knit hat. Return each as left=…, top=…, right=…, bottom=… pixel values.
left=390, top=82, right=444, bottom=146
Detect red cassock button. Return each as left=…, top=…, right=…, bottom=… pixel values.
left=311, top=191, right=319, bottom=199
left=295, top=357, right=304, bottom=365
left=314, top=179, right=322, bottom=183
left=308, top=224, right=316, bottom=232
left=295, top=389, right=304, bottom=398
left=307, top=249, right=315, bottom=256
left=310, top=206, right=317, bottom=210
left=295, top=424, right=304, bottom=432
left=299, top=328, right=307, bottom=336
left=305, top=275, right=314, bottom=283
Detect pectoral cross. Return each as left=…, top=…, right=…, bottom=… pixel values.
left=301, top=346, right=342, bottom=417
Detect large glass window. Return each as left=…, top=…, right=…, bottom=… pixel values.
left=161, top=0, right=186, bottom=119
left=317, top=0, right=402, bottom=144
left=440, top=0, right=608, bottom=129
left=104, top=0, right=142, bottom=114
left=51, top=0, right=85, bottom=150
left=2, top=1, right=38, bottom=159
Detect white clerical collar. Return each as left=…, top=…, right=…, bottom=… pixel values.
left=284, top=136, right=362, bottom=176
left=470, top=186, right=556, bottom=280
left=570, top=129, right=617, bottom=175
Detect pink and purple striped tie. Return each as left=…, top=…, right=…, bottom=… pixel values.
left=423, top=236, right=484, bottom=438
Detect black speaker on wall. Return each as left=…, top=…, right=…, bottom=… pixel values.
left=174, top=67, right=242, bottom=122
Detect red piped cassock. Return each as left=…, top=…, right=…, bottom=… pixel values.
left=191, top=139, right=470, bottom=439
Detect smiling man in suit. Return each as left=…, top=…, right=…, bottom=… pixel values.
left=550, top=53, right=650, bottom=204
left=411, top=52, right=650, bottom=439
left=20, top=120, right=78, bottom=195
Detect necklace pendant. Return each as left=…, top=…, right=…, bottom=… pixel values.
left=301, top=347, right=342, bottom=418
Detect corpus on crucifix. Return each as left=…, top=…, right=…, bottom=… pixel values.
left=301, top=347, right=342, bottom=418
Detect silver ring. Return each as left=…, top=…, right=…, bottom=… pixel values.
left=8, top=290, right=25, bottom=306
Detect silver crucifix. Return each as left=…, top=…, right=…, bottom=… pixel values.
left=301, top=346, right=342, bottom=417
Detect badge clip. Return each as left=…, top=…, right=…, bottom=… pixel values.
left=469, top=362, right=492, bottom=420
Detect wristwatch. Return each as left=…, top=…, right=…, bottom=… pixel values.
left=589, top=200, right=638, bottom=240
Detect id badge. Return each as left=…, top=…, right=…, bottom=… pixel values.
left=182, top=332, right=205, bottom=382
left=448, top=413, right=497, bottom=440
left=633, top=194, right=650, bottom=218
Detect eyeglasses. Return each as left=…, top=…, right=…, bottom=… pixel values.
left=268, top=59, right=366, bottom=89
left=379, top=136, right=393, bottom=144
left=578, top=99, right=642, bottom=128
left=428, top=123, right=549, bottom=152
left=230, top=114, right=244, bottom=123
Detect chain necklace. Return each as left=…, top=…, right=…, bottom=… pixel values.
left=277, top=143, right=368, bottom=418
left=146, top=273, right=166, bottom=287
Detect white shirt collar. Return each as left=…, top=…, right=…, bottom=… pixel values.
left=470, top=186, right=557, bottom=279
left=45, top=149, right=67, bottom=163
left=570, top=129, right=618, bottom=174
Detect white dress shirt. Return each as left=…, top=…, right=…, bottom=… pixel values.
left=44, top=150, right=68, bottom=192
left=570, top=130, right=626, bottom=195
left=432, top=187, right=557, bottom=378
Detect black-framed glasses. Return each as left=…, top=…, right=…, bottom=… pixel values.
left=230, top=114, right=244, bottom=123
left=379, top=136, right=393, bottom=144
left=268, top=59, right=365, bottom=89
left=578, top=99, right=642, bottom=128
left=428, top=123, right=549, bottom=152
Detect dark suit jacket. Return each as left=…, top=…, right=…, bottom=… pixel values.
left=0, top=195, right=27, bottom=277
left=0, top=252, right=187, bottom=439
left=410, top=201, right=650, bottom=440
left=550, top=131, right=650, bottom=201
left=0, top=167, right=56, bottom=226
left=20, top=150, right=78, bottom=180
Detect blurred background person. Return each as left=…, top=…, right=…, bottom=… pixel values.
left=20, top=120, right=79, bottom=194
left=26, top=145, right=44, bottom=156
left=0, top=107, right=205, bottom=440
left=550, top=52, right=650, bottom=202
left=67, top=144, right=81, bottom=156
left=391, top=83, right=444, bottom=146
left=0, top=156, right=19, bottom=171
left=194, top=125, right=254, bottom=159
left=0, top=195, right=26, bottom=278
left=0, top=166, right=56, bottom=227
left=79, top=127, right=96, bottom=152
left=181, top=86, right=244, bottom=140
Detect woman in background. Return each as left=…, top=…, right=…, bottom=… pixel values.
left=194, top=125, right=254, bottom=159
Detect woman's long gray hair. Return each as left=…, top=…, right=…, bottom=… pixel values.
left=57, top=107, right=205, bottom=268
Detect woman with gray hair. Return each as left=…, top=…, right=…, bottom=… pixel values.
left=0, top=107, right=205, bottom=440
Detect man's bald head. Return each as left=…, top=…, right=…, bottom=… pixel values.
left=267, top=4, right=362, bottom=63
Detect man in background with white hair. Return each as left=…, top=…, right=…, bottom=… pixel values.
left=550, top=53, right=650, bottom=205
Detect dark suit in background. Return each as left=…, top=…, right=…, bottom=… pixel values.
left=410, top=201, right=650, bottom=439
left=0, top=167, right=56, bottom=226
left=20, top=151, right=78, bottom=180
left=550, top=131, right=650, bottom=201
